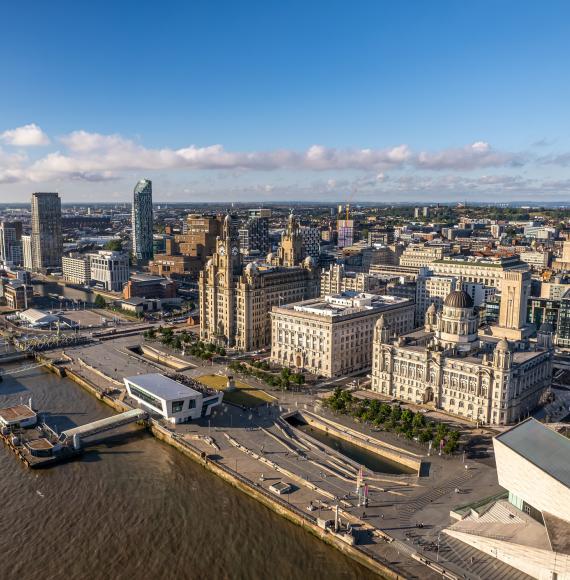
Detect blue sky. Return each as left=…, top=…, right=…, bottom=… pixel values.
left=0, top=0, right=569, bottom=203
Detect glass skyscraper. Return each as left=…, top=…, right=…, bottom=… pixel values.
left=132, top=179, right=154, bottom=262
left=31, top=192, right=63, bottom=272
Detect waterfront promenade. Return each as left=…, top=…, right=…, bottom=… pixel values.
left=33, top=334, right=531, bottom=580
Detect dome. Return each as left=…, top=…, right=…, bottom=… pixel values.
left=444, top=290, right=474, bottom=309
left=495, top=338, right=509, bottom=351
left=427, top=303, right=437, bottom=313
left=266, top=252, right=275, bottom=262
left=375, top=314, right=385, bottom=329
left=539, top=321, right=554, bottom=333
left=303, top=256, right=315, bottom=268
left=245, top=262, right=259, bottom=275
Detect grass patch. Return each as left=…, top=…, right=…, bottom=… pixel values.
left=196, top=374, right=276, bottom=408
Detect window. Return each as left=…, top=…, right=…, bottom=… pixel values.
left=172, top=400, right=184, bottom=413
left=128, top=385, right=163, bottom=412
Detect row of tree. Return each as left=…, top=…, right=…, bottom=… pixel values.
left=143, top=326, right=226, bottom=358
left=229, top=361, right=304, bottom=390
left=324, top=388, right=461, bottom=454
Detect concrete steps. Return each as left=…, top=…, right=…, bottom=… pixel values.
left=439, top=535, right=533, bottom=580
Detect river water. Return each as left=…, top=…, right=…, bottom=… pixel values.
left=0, top=364, right=377, bottom=580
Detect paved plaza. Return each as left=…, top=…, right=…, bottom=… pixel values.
left=44, top=335, right=534, bottom=580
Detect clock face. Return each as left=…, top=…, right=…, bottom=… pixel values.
left=231, top=246, right=239, bottom=256
left=218, top=244, right=226, bottom=256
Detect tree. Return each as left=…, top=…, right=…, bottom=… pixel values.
left=412, top=412, right=426, bottom=430
left=390, top=405, right=402, bottom=422
left=94, top=294, right=107, bottom=308
left=104, top=239, right=123, bottom=252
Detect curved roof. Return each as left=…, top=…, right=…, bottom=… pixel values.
left=444, top=289, right=474, bottom=309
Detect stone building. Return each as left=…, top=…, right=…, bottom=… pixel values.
left=270, top=292, right=414, bottom=378
left=430, top=254, right=526, bottom=288
left=371, top=288, right=552, bottom=426
left=320, top=263, right=382, bottom=296
left=149, top=213, right=223, bottom=279
left=398, top=242, right=450, bottom=269
left=199, top=215, right=320, bottom=351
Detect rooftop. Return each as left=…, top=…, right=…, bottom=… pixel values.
left=495, top=418, right=570, bottom=489
left=277, top=292, right=411, bottom=319
left=0, top=404, right=37, bottom=423
left=124, top=373, right=201, bottom=400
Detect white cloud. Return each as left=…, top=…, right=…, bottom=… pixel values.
left=0, top=126, right=549, bottom=194
left=0, top=123, right=50, bottom=146
left=416, top=141, right=519, bottom=170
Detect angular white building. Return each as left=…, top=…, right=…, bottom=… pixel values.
left=124, top=374, right=222, bottom=423
left=445, top=419, right=570, bottom=579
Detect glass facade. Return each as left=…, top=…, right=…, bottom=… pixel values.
left=128, top=384, right=163, bottom=412
left=132, top=179, right=154, bottom=262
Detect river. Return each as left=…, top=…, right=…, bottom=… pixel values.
left=0, top=364, right=377, bottom=580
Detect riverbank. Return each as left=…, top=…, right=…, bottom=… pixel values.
left=57, top=360, right=402, bottom=579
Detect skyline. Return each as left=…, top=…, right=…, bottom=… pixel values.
left=1, top=1, right=570, bottom=202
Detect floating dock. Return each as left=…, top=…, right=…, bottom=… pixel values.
left=0, top=404, right=148, bottom=469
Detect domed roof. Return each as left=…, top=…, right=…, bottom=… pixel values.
left=303, top=255, right=315, bottom=268
left=427, top=302, right=437, bottom=313
left=495, top=338, right=509, bottom=351
left=245, top=262, right=259, bottom=275
left=444, top=290, right=474, bottom=309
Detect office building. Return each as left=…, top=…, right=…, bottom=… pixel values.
left=88, top=250, right=130, bottom=292
left=31, top=192, right=63, bottom=272
left=320, top=263, right=382, bottom=296
left=21, top=235, right=32, bottom=271
left=199, top=215, right=320, bottom=351
left=270, top=292, right=414, bottom=378
left=149, top=213, right=223, bottom=279
left=398, top=243, right=450, bottom=269
left=337, top=219, right=354, bottom=248
left=123, top=274, right=177, bottom=300
left=371, top=288, right=552, bottom=425
left=431, top=255, right=526, bottom=288
left=239, top=214, right=270, bottom=256
left=3, top=280, right=33, bottom=310
left=0, top=221, right=23, bottom=266
left=62, top=254, right=91, bottom=286
left=132, top=179, right=154, bottom=262
left=299, top=226, right=321, bottom=262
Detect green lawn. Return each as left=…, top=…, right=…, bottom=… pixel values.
left=197, top=374, right=276, bottom=408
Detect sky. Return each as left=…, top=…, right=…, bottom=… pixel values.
left=1, top=0, right=570, bottom=204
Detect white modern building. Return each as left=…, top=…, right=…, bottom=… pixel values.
left=88, top=250, right=129, bottom=292
left=124, top=373, right=222, bottom=423
left=445, top=419, right=570, bottom=580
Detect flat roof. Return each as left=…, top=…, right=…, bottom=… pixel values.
left=0, top=404, right=36, bottom=422
left=124, top=373, right=200, bottom=400
left=27, top=438, right=54, bottom=450
left=20, top=309, right=58, bottom=323
left=495, top=418, right=570, bottom=489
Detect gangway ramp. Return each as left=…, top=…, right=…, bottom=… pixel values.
left=60, top=409, right=147, bottom=442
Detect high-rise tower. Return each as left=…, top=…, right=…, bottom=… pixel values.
left=132, top=179, right=154, bottom=262
left=31, top=192, right=62, bottom=272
